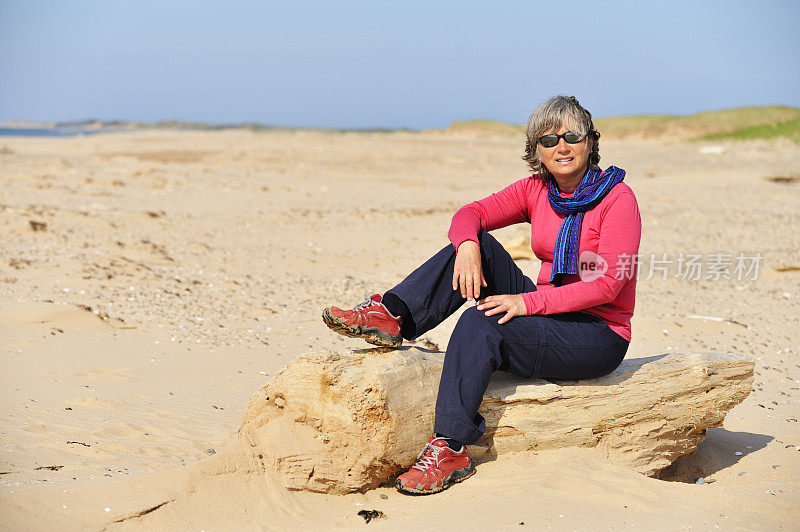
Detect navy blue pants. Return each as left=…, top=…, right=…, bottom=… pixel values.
left=384, top=231, right=628, bottom=444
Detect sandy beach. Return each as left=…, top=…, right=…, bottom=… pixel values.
left=1, top=128, right=799, bottom=529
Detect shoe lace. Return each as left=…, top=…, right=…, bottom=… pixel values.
left=411, top=442, right=443, bottom=471
left=353, top=293, right=378, bottom=311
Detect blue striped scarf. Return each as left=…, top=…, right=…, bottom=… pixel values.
left=547, top=165, right=626, bottom=286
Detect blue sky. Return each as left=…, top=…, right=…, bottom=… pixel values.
left=1, top=0, right=798, bottom=129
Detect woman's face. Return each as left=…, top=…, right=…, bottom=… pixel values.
left=538, top=124, right=591, bottom=187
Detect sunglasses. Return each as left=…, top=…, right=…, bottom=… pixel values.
left=536, top=131, right=590, bottom=148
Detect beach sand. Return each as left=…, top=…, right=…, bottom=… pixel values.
left=1, top=129, right=798, bottom=529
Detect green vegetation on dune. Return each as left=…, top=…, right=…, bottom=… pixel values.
left=444, top=106, right=800, bottom=142
left=596, top=106, right=800, bottom=141
left=700, top=115, right=800, bottom=142
left=685, top=105, right=800, bottom=130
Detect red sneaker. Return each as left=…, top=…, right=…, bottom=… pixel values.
left=395, top=436, right=475, bottom=495
left=322, top=294, right=403, bottom=347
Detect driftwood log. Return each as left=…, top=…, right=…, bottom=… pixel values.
left=238, top=347, right=753, bottom=494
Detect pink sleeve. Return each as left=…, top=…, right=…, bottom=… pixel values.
left=521, top=190, right=641, bottom=314
left=448, top=178, right=532, bottom=250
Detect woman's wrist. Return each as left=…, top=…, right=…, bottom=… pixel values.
left=456, top=238, right=479, bottom=253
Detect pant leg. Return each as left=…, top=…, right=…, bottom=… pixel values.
left=385, top=231, right=535, bottom=339
left=433, top=307, right=628, bottom=444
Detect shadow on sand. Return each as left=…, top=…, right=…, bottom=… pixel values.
left=657, top=428, right=773, bottom=483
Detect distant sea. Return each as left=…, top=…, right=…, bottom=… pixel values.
left=0, top=127, right=110, bottom=137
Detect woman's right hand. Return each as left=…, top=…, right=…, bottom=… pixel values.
left=453, top=240, right=487, bottom=301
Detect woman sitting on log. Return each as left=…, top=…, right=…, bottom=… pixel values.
left=323, top=95, right=642, bottom=495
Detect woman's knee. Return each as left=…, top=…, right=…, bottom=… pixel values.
left=445, top=307, right=503, bottom=372
left=456, top=306, right=496, bottom=329
left=450, top=307, right=502, bottom=350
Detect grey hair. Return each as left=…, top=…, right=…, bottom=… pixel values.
left=522, top=95, right=600, bottom=179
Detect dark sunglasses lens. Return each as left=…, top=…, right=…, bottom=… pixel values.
left=539, top=135, right=559, bottom=148
left=564, top=132, right=583, bottom=143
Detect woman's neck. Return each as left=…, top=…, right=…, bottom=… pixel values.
left=553, top=174, right=582, bottom=192
left=552, top=164, right=590, bottom=192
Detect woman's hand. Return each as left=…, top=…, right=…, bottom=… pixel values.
left=477, top=294, right=526, bottom=324
left=453, top=240, right=486, bottom=300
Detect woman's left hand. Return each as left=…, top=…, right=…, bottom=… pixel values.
left=476, top=294, right=526, bottom=324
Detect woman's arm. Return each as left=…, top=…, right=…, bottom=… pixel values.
left=448, top=177, right=533, bottom=250
left=448, top=177, right=533, bottom=300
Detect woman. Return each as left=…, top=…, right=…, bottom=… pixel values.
left=323, top=95, right=641, bottom=495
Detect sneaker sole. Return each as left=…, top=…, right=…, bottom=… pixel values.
left=395, top=461, right=476, bottom=495
left=322, top=308, right=403, bottom=348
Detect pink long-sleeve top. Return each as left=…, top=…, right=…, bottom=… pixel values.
left=448, top=175, right=642, bottom=341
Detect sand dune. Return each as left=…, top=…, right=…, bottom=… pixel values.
left=1, top=129, right=799, bottom=529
